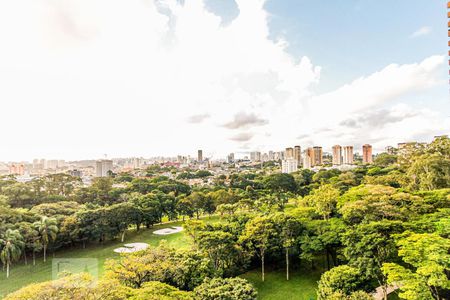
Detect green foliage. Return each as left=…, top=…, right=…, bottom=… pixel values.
left=0, top=138, right=449, bottom=298
left=0, top=229, right=24, bottom=278
left=374, top=153, right=398, bottom=168
left=343, top=220, right=404, bottom=286
left=33, top=216, right=58, bottom=262
left=262, top=173, right=297, bottom=193
left=382, top=232, right=450, bottom=300
left=317, top=265, right=366, bottom=300
left=105, top=244, right=214, bottom=290
left=304, top=184, right=340, bottom=220
left=4, top=273, right=130, bottom=300
left=130, top=281, right=193, bottom=300
left=194, top=277, right=257, bottom=300
left=239, top=215, right=279, bottom=281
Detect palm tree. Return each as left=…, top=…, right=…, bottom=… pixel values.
left=0, top=229, right=24, bottom=278
left=33, top=216, right=58, bottom=262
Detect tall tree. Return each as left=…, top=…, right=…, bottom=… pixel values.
left=274, top=213, right=302, bottom=280
left=343, top=220, right=404, bottom=300
left=33, top=216, right=58, bottom=262
left=0, top=229, right=24, bottom=278
left=239, top=215, right=278, bottom=281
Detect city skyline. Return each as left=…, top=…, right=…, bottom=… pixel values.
left=0, top=0, right=448, bottom=161
left=0, top=140, right=410, bottom=163
left=0, top=136, right=442, bottom=163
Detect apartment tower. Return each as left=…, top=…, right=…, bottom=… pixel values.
left=343, top=146, right=354, bottom=165
left=285, top=147, right=294, bottom=159
left=294, top=145, right=302, bottom=166
left=198, top=150, right=203, bottom=162
left=96, top=160, right=113, bottom=177
left=313, top=146, right=323, bottom=166
left=332, top=145, right=342, bottom=165
left=362, top=144, right=373, bottom=164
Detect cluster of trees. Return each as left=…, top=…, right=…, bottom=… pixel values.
left=5, top=244, right=258, bottom=300
left=177, top=170, right=213, bottom=180
left=1, top=136, right=449, bottom=299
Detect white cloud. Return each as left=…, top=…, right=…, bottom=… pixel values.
left=410, top=26, right=432, bottom=38
left=0, top=0, right=446, bottom=160
left=295, top=56, right=448, bottom=152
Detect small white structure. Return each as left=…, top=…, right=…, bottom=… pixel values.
left=281, top=158, right=298, bottom=174
left=114, top=242, right=149, bottom=253
left=153, top=226, right=183, bottom=235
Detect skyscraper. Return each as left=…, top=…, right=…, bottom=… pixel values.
left=332, top=145, right=342, bottom=165
left=362, top=144, right=373, bottom=164
left=285, top=147, right=294, bottom=159
left=95, top=160, right=113, bottom=177
left=268, top=151, right=275, bottom=161
left=250, top=151, right=261, bottom=162
left=343, top=146, right=354, bottom=165
left=313, top=146, right=323, bottom=166
left=198, top=150, right=203, bottom=162
left=306, top=147, right=314, bottom=167
left=294, top=145, right=302, bottom=166
left=303, top=151, right=311, bottom=169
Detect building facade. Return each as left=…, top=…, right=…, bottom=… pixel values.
left=332, top=145, right=342, bottom=165
left=285, top=147, right=294, bottom=159
left=343, top=146, right=354, bottom=165
left=96, top=160, right=113, bottom=177
left=197, top=150, right=203, bottom=162
left=313, top=146, right=323, bottom=166
left=362, top=144, right=373, bottom=164
left=294, top=145, right=302, bottom=166
left=250, top=151, right=261, bottom=162
left=281, top=158, right=298, bottom=174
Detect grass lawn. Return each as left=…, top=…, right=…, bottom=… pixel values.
left=0, top=216, right=220, bottom=298
left=241, top=267, right=321, bottom=300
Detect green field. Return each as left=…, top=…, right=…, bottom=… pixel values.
left=0, top=218, right=212, bottom=298
left=0, top=216, right=322, bottom=299
left=241, top=268, right=320, bottom=300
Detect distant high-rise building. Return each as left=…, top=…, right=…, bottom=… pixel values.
left=46, top=160, right=59, bottom=169
left=96, top=160, right=113, bottom=177
left=197, top=150, right=203, bottom=162
left=343, top=146, right=354, bottom=165
left=250, top=151, right=261, bottom=162
left=294, top=146, right=302, bottom=166
left=285, top=147, right=294, bottom=159
left=268, top=151, right=275, bottom=161
left=332, top=145, right=342, bottom=165
left=306, top=148, right=314, bottom=167
left=362, top=144, right=373, bottom=164
left=281, top=158, right=298, bottom=174
left=132, top=157, right=142, bottom=169
left=227, top=153, right=235, bottom=163
left=303, top=148, right=312, bottom=169
left=313, top=146, right=323, bottom=166
left=9, top=164, right=25, bottom=175
left=32, top=159, right=40, bottom=169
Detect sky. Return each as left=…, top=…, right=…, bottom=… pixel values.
left=0, top=0, right=449, bottom=161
